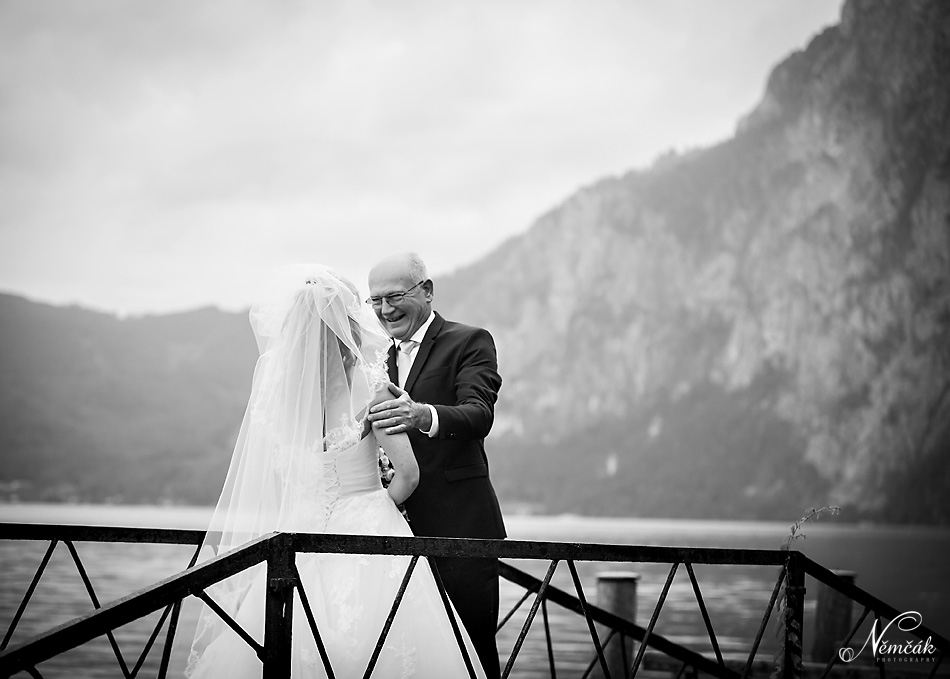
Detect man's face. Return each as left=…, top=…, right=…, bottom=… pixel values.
left=367, top=264, right=431, bottom=341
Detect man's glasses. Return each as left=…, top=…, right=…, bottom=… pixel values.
left=365, top=280, right=424, bottom=308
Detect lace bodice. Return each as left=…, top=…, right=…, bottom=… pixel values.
left=272, top=425, right=383, bottom=533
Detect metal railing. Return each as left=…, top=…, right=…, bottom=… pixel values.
left=0, top=523, right=946, bottom=679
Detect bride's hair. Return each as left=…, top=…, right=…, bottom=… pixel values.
left=283, top=281, right=365, bottom=382
left=342, top=317, right=362, bottom=370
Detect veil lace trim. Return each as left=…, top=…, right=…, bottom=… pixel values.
left=362, top=346, right=391, bottom=398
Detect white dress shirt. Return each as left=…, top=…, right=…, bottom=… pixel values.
left=397, top=311, right=440, bottom=438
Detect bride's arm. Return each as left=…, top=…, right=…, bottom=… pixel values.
left=368, top=385, right=419, bottom=505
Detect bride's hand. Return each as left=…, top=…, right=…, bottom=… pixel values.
left=367, top=384, right=433, bottom=434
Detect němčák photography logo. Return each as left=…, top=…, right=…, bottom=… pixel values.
left=838, top=611, right=937, bottom=665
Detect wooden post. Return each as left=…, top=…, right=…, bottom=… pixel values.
left=594, top=571, right=639, bottom=679
left=811, top=570, right=856, bottom=663
left=263, top=536, right=296, bottom=678
left=783, top=553, right=806, bottom=679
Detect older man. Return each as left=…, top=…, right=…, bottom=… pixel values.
left=366, top=251, right=505, bottom=679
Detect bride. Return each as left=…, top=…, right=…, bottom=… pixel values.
left=185, top=265, right=486, bottom=678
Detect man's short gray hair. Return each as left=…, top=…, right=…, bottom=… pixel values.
left=406, top=252, right=429, bottom=284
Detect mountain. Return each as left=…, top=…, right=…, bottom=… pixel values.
left=2, top=0, right=948, bottom=522
left=0, top=295, right=259, bottom=505
left=436, top=0, right=950, bottom=523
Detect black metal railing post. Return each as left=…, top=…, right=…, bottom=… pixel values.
left=782, top=552, right=806, bottom=679
left=263, top=534, right=296, bottom=678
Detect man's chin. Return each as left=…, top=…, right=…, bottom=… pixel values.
left=385, top=322, right=406, bottom=338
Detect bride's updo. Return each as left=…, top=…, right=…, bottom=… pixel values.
left=281, top=270, right=366, bottom=381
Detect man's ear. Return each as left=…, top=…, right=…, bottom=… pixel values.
left=423, top=279, right=434, bottom=299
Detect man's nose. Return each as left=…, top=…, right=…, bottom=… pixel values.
left=380, top=299, right=397, bottom=314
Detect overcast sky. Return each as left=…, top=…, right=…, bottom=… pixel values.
left=1, top=0, right=843, bottom=316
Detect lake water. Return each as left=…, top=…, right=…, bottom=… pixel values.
left=1, top=503, right=948, bottom=678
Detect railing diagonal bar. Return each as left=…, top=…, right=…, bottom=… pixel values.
left=291, top=563, right=336, bottom=679
left=157, top=542, right=202, bottom=679
left=361, top=554, right=420, bottom=679
left=64, top=540, right=132, bottom=679
left=580, top=628, right=620, bottom=679
left=1, top=539, right=58, bottom=651
left=740, top=564, right=786, bottom=679
left=819, top=605, right=871, bottom=679
left=568, top=559, right=611, bottom=679
left=136, top=539, right=201, bottom=677
left=875, top=615, right=886, bottom=679
left=129, top=602, right=173, bottom=679
left=541, top=597, right=557, bottom=679
left=502, top=559, right=559, bottom=679
left=24, top=667, right=43, bottom=679
left=628, top=561, right=679, bottom=679
left=0, top=534, right=274, bottom=675
left=802, top=555, right=950, bottom=652
left=192, top=589, right=264, bottom=658
left=427, top=558, right=478, bottom=679
left=499, top=562, right=737, bottom=679
left=925, top=650, right=942, bottom=679
left=621, top=631, right=631, bottom=677
left=498, top=588, right=533, bottom=632
left=157, top=599, right=183, bottom=679
left=685, top=562, right=724, bottom=667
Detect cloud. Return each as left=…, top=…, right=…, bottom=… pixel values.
left=0, top=0, right=842, bottom=314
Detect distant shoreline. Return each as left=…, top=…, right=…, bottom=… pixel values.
left=1, top=501, right=947, bottom=537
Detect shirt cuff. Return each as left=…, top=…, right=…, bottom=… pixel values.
left=421, top=404, right=440, bottom=438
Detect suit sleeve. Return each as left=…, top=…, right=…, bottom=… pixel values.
left=432, top=327, right=501, bottom=440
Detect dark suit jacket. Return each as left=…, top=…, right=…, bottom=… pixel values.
left=389, top=311, right=506, bottom=540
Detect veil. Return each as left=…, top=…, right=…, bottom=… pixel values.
left=182, top=264, right=392, bottom=674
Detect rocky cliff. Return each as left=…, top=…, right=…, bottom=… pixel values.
left=438, top=0, right=950, bottom=522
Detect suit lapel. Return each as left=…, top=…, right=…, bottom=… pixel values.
left=403, top=313, right=444, bottom=394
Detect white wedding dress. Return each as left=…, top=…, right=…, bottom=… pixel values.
left=188, top=431, right=485, bottom=678
left=184, top=265, right=486, bottom=679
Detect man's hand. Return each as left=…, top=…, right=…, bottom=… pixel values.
left=367, top=384, right=433, bottom=435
